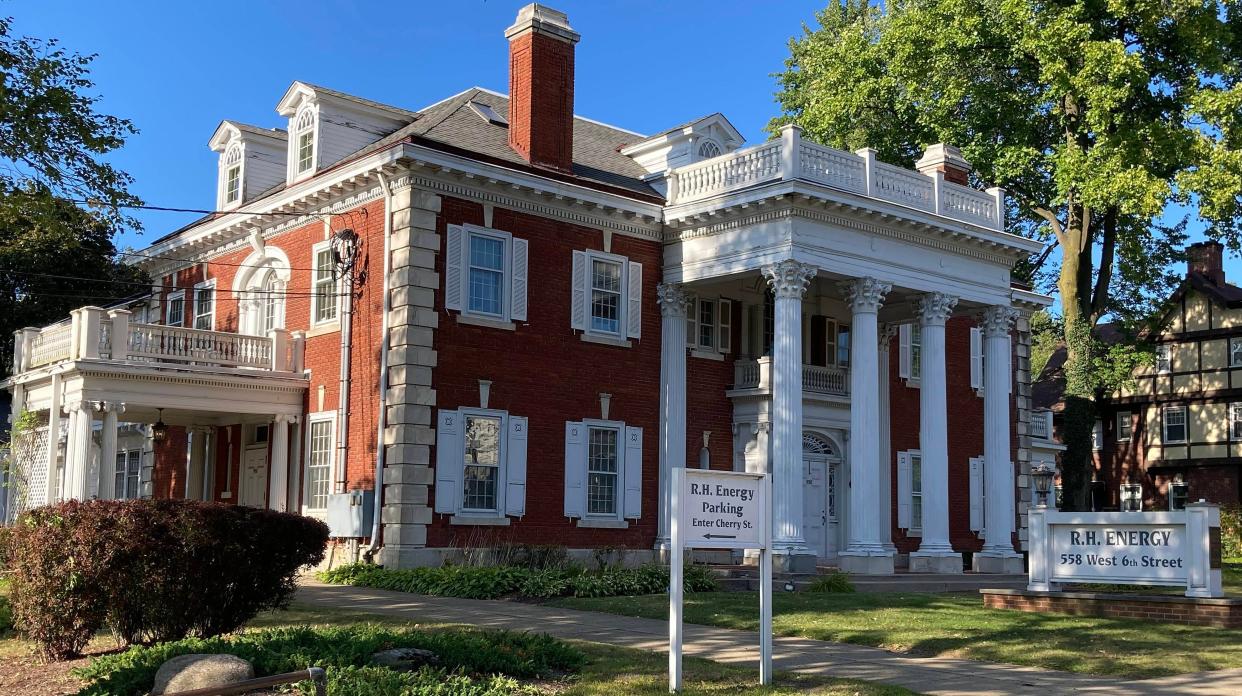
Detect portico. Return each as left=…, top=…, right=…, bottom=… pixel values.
left=655, top=128, right=1045, bottom=574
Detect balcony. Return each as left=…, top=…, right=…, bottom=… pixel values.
left=665, top=126, right=1003, bottom=231
left=1030, top=409, right=1054, bottom=442
left=731, top=358, right=848, bottom=398
left=15, top=306, right=304, bottom=375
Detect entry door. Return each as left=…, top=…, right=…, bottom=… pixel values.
left=239, top=448, right=268, bottom=508
left=803, top=457, right=829, bottom=558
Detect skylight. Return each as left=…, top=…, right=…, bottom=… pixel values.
left=468, top=100, right=509, bottom=127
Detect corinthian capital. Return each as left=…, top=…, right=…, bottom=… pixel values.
left=839, top=277, right=892, bottom=313
left=762, top=260, right=817, bottom=299
left=656, top=283, right=691, bottom=318
left=979, top=305, right=1020, bottom=338
left=918, top=292, right=959, bottom=326
left=878, top=322, right=899, bottom=350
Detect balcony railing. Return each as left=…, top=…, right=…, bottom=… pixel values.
left=666, top=126, right=1004, bottom=231
left=1030, top=410, right=1053, bottom=441
left=732, top=358, right=849, bottom=397
left=14, top=305, right=303, bottom=374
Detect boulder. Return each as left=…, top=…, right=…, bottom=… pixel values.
left=151, top=653, right=255, bottom=695
left=370, top=647, right=439, bottom=671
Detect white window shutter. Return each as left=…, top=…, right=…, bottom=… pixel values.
left=718, top=299, right=732, bottom=354
left=434, top=409, right=463, bottom=514
left=505, top=416, right=528, bottom=517
left=510, top=238, right=529, bottom=322
left=445, top=226, right=464, bottom=312
left=623, top=426, right=643, bottom=519
left=686, top=296, right=698, bottom=349
left=896, top=451, right=912, bottom=529
left=970, top=327, right=983, bottom=391
left=563, top=421, right=586, bottom=518
left=898, top=324, right=911, bottom=379
left=969, top=456, right=984, bottom=532
left=570, top=251, right=587, bottom=331
left=626, top=261, right=642, bottom=339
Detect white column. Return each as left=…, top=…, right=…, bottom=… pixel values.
left=268, top=416, right=293, bottom=512
left=975, top=305, right=1024, bottom=573
left=876, top=324, right=898, bottom=555
left=838, top=277, right=894, bottom=575
left=43, top=373, right=62, bottom=507
left=909, top=293, right=962, bottom=574
left=656, top=283, right=690, bottom=549
left=762, top=260, right=817, bottom=571
left=65, top=400, right=93, bottom=501
left=97, top=402, right=124, bottom=500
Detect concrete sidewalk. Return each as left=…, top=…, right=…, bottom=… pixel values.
left=296, top=581, right=1241, bottom=696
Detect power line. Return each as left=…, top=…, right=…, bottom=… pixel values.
left=2, top=269, right=352, bottom=298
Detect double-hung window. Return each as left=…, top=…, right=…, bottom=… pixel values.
left=1120, top=483, right=1143, bottom=512
left=1231, top=338, right=1242, bottom=368
left=685, top=295, right=732, bottom=355
left=897, top=450, right=923, bottom=533
left=444, top=225, right=528, bottom=325
left=166, top=290, right=185, bottom=327
left=1231, top=403, right=1242, bottom=441
left=114, top=449, right=142, bottom=500
left=1169, top=479, right=1189, bottom=511
left=294, top=108, right=315, bottom=175
left=303, top=414, right=335, bottom=510
left=563, top=420, right=642, bottom=523
left=193, top=281, right=215, bottom=330
left=1163, top=406, right=1187, bottom=444
left=1156, top=344, right=1172, bottom=373
left=434, top=408, right=528, bottom=518
left=570, top=249, right=641, bottom=341
left=225, top=165, right=241, bottom=204
left=311, top=244, right=338, bottom=324
left=1116, top=411, right=1133, bottom=442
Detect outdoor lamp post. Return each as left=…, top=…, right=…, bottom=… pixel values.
left=1031, top=463, right=1055, bottom=508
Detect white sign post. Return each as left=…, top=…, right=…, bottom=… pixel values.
left=1027, top=503, right=1223, bottom=598
left=669, top=468, right=772, bottom=693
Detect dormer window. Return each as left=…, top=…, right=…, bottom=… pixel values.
left=697, top=139, right=722, bottom=159
left=225, top=165, right=241, bottom=204
left=294, top=108, right=316, bottom=175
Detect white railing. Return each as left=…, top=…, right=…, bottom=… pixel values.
left=28, top=324, right=73, bottom=368
left=732, top=358, right=849, bottom=397
left=1030, top=410, right=1053, bottom=441
left=126, top=323, right=273, bottom=368
left=666, top=126, right=1004, bottom=231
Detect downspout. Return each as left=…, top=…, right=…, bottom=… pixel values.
left=335, top=228, right=355, bottom=495
left=364, top=170, right=394, bottom=561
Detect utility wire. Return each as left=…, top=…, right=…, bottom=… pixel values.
left=3, top=270, right=351, bottom=298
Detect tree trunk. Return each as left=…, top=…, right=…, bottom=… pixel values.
left=1057, top=208, right=1097, bottom=511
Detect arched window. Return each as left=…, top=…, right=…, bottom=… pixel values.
left=233, top=247, right=290, bottom=337
left=223, top=144, right=243, bottom=204
left=802, top=432, right=838, bottom=457
left=294, top=107, right=316, bottom=174
left=697, top=139, right=722, bottom=160
left=261, top=272, right=284, bottom=333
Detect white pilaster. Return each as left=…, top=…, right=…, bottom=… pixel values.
left=65, top=400, right=93, bottom=501
left=762, top=260, right=818, bottom=572
left=909, top=293, right=962, bottom=574
left=97, top=402, right=124, bottom=500
left=975, top=305, right=1024, bottom=573
left=268, top=415, right=294, bottom=512
left=838, top=277, right=894, bottom=575
left=876, top=324, right=898, bottom=555
left=656, top=283, right=690, bottom=549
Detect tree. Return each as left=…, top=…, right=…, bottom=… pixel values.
left=0, top=17, right=144, bottom=376
left=772, top=0, right=1242, bottom=510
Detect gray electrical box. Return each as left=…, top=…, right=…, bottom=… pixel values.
left=326, top=489, right=374, bottom=538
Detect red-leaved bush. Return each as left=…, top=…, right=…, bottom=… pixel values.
left=0, top=499, right=328, bottom=660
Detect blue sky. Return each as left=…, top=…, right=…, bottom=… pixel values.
left=9, top=0, right=825, bottom=247
left=8, top=0, right=1228, bottom=291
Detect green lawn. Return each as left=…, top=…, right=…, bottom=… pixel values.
left=552, top=559, right=1242, bottom=679
left=253, top=604, right=917, bottom=696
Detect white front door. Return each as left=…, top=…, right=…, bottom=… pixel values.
left=240, top=448, right=268, bottom=508
left=803, top=455, right=841, bottom=560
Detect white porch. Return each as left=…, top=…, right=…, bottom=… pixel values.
left=4, top=305, right=308, bottom=517
left=656, top=130, right=1046, bottom=575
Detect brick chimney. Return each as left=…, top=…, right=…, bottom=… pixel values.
left=915, top=143, right=972, bottom=186
left=1187, top=240, right=1226, bottom=285
left=505, top=4, right=579, bottom=173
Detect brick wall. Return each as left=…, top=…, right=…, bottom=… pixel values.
left=507, top=30, right=574, bottom=172
left=982, top=589, right=1242, bottom=628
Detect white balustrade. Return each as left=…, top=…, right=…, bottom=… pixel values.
left=666, top=135, right=1002, bottom=231
left=126, top=323, right=274, bottom=368
left=28, top=324, right=73, bottom=367
left=1030, top=410, right=1052, bottom=441
left=98, top=319, right=112, bottom=359
left=732, top=359, right=848, bottom=396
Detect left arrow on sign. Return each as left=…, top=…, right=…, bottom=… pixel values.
left=703, top=533, right=737, bottom=539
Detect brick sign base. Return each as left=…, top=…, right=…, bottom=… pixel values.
left=981, top=589, right=1242, bottom=628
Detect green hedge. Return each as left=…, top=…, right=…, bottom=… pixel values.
left=72, top=624, right=583, bottom=696
left=320, top=562, right=719, bottom=600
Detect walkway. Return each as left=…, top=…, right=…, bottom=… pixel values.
left=297, top=581, right=1241, bottom=696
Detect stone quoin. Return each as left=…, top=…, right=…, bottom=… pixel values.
left=2, top=3, right=1050, bottom=574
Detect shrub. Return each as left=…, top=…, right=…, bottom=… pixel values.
left=320, top=561, right=719, bottom=600
left=3, top=499, right=328, bottom=660
left=1222, top=506, right=1242, bottom=559
left=805, top=570, right=855, bottom=593
left=73, top=624, right=584, bottom=696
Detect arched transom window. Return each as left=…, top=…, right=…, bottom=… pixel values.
left=223, top=144, right=243, bottom=205
left=697, top=139, right=722, bottom=160
left=233, top=247, right=290, bottom=336
left=803, top=432, right=838, bottom=458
